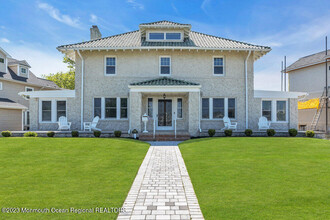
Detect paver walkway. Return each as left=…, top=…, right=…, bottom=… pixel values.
left=117, top=145, right=204, bottom=220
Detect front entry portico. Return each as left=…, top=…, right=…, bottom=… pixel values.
left=128, top=77, right=202, bottom=136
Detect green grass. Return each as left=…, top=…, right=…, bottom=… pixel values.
left=0, top=138, right=149, bottom=219
left=179, top=137, right=330, bottom=219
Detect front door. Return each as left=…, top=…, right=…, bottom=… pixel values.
left=158, top=99, right=172, bottom=129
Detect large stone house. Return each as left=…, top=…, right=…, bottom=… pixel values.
left=0, top=47, right=59, bottom=131
left=21, top=21, right=304, bottom=136
left=287, top=50, right=330, bottom=131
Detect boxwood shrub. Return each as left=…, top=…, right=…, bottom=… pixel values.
left=244, top=129, right=253, bottom=137
left=71, top=130, right=79, bottom=137
left=224, top=129, right=232, bottom=137
left=47, top=131, right=55, bottom=137
left=306, top=130, right=315, bottom=138
left=24, top=132, right=38, bottom=137
left=266, top=129, right=276, bottom=137
left=288, top=128, right=298, bottom=137
left=208, top=129, right=215, bottom=137
left=114, top=130, right=122, bottom=137
left=93, top=130, right=101, bottom=138
left=1, top=131, right=12, bottom=137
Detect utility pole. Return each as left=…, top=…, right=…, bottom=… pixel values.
left=281, top=61, right=283, bottom=91
left=326, top=36, right=328, bottom=134
left=284, top=56, right=287, bottom=91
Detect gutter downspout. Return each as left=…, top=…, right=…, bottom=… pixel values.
left=245, top=50, right=252, bottom=129
left=77, top=50, right=84, bottom=130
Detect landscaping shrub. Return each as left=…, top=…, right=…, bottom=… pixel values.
left=245, top=129, right=253, bottom=137
left=71, top=131, right=79, bottom=137
left=1, top=131, right=12, bottom=137
left=114, top=130, right=122, bottom=138
left=24, top=132, right=38, bottom=137
left=208, top=129, right=215, bottom=137
left=288, top=128, right=298, bottom=137
left=47, top=131, right=55, bottom=137
left=266, top=129, right=276, bottom=137
left=224, top=129, right=232, bottom=137
left=306, top=130, right=315, bottom=138
left=93, top=130, right=101, bottom=138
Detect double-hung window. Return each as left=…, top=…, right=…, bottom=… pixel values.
left=105, top=57, right=116, bottom=75
left=148, top=98, right=153, bottom=117
left=120, top=98, right=128, bottom=119
left=24, top=87, right=34, bottom=100
left=105, top=98, right=117, bottom=118
left=262, top=101, right=272, bottom=121
left=94, top=98, right=101, bottom=118
left=202, top=98, right=210, bottom=119
left=276, top=101, right=286, bottom=121
left=177, top=98, right=183, bottom=119
left=41, top=101, right=52, bottom=122
left=160, top=57, right=170, bottom=75
left=213, top=98, right=225, bottom=119
left=228, top=98, right=236, bottom=119
left=56, top=101, right=66, bottom=120
left=214, top=57, right=224, bottom=75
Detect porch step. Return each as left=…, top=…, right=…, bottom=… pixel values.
left=139, top=131, right=191, bottom=141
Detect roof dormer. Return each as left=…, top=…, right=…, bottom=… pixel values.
left=0, top=46, right=11, bottom=74
left=139, top=21, right=191, bottom=42
left=8, top=58, right=31, bottom=78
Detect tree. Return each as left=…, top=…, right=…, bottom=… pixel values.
left=43, top=56, right=75, bottom=90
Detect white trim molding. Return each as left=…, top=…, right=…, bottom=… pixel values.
left=104, top=55, right=117, bottom=76
left=254, top=90, right=306, bottom=99
left=213, top=56, right=225, bottom=76
left=19, top=90, right=75, bottom=98
left=159, top=56, right=171, bottom=76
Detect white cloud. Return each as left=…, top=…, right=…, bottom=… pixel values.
left=201, top=0, right=211, bottom=13
left=90, top=14, right=98, bottom=23
left=37, top=2, right=82, bottom=29
left=126, top=0, right=144, bottom=10
left=0, top=38, right=10, bottom=43
left=5, top=45, right=67, bottom=77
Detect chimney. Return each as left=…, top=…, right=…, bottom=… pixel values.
left=90, top=25, right=102, bottom=40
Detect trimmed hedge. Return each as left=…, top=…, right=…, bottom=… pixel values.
left=224, top=129, right=232, bottom=137
left=1, top=131, right=12, bottom=137
left=208, top=129, right=215, bottom=137
left=114, top=131, right=122, bottom=137
left=47, top=131, right=55, bottom=137
left=245, top=129, right=253, bottom=137
left=93, top=130, right=101, bottom=138
left=267, top=129, right=276, bottom=137
left=306, top=130, right=315, bottom=138
left=71, top=131, right=79, bottom=137
left=24, top=132, right=37, bottom=137
left=288, top=128, right=298, bottom=137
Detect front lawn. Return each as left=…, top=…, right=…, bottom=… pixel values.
left=180, top=138, right=330, bottom=219
left=0, top=138, right=149, bottom=219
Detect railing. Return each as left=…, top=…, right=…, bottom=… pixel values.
left=153, top=117, right=156, bottom=139
left=174, top=117, right=177, bottom=139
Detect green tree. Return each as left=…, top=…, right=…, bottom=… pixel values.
left=43, top=56, right=75, bottom=89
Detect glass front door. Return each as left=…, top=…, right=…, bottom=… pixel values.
left=158, top=100, right=172, bottom=127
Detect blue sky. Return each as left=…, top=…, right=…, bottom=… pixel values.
left=1, top=0, right=329, bottom=90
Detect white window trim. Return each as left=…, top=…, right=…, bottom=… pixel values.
left=94, top=97, right=129, bottom=120
left=213, top=56, right=225, bottom=76
left=0, top=82, right=2, bottom=90
left=39, top=99, right=67, bottom=123
left=24, top=87, right=34, bottom=100
left=104, top=56, right=117, bottom=76
left=261, top=99, right=288, bottom=123
left=201, top=97, right=236, bottom=120
left=159, top=56, right=171, bottom=76
left=146, top=30, right=184, bottom=42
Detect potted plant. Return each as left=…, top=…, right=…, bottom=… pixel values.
left=132, top=129, right=138, bottom=139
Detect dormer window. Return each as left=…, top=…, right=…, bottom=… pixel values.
left=21, top=67, right=27, bottom=74
left=147, top=32, right=183, bottom=42
left=0, top=58, right=4, bottom=63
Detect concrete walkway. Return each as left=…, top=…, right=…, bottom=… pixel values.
left=117, top=145, right=204, bottom=220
